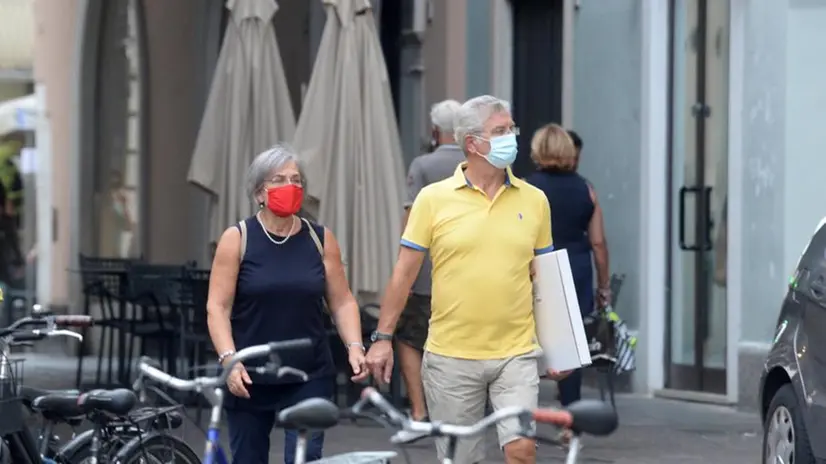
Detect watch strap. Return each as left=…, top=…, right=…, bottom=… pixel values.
left=372, top=331, right=393, bottom=341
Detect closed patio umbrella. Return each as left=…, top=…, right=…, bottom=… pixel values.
left=294, top=0, right=405, bottom=299
left=188, top=0, right=295, bottom=241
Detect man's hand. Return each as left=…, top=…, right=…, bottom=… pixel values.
left=546, top=369, right=573, bottom=381
left=365, top=340, right=394, bottom=385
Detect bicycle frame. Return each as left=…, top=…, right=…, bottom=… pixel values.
left=201, top=386, right=230, bottom=464
left=1, top=337, right=49, bottom=464
left=564, top=436, right=582, bottom=464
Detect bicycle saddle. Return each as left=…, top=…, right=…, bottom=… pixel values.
left=277, top=398, right=340, bottom=431
left=18, top=385, right=80, bottom=409
left=31, top=393, right=85, bottom=419
left=22, top=385, right=84, bottom=425
left=566, top=399, right=618, bottom=436
left=77, top=388, right=137, bottom=416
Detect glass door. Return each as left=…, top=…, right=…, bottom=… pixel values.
left=666, top=0, right=730, bottom=394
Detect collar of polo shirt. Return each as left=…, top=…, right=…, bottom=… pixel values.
left=449, top=162, right=522, bottom=190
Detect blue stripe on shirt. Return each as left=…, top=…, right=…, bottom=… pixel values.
left=534, top=245, right=555, bottom=256
left=401, top=239, right=428, bottom=251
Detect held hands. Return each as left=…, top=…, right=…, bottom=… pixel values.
left=226, top=362, right=253, bottom=398
left=348, top=344, right=370, bottom=383
left=365, top=340, right=394, bottom=385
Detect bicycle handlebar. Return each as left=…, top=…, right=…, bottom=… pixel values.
left=53, top=315, right=94, bottom=327
left=357, top=387, right=618, bottom=441
left=7, top=329, right=85, bottom=343
left=0, top=314, right=94, bottom=338
left=136, top=339, right=313, bottom=392
left=357, top=387, right=533, bottom=441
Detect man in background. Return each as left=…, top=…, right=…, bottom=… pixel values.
left=568, top=129, right=583, bottom=171
left=395, top=99, right=465, bottom=423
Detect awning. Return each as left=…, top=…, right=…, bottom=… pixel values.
left=0, top=0, right=35, bottom=73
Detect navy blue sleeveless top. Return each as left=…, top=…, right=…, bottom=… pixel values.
left=231, top=216, right=335, bottom=385
left=526, top=169, right=595, bottom=255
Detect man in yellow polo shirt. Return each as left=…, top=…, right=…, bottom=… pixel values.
left=365, top=95, right=555, bottom=464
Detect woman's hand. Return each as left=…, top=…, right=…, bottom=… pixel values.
left=226, top=363, right=253, bottom=398
left=348, top=344, right=370, bottom=383
left=597, top=288, right=612, bottom=309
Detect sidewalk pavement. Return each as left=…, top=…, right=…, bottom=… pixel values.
left=21, top=353, right=762, bottom=463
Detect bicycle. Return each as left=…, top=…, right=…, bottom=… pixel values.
left=0, top=312, right=95, bottom=463
left=352, top=387, right=619, bottom=464
left=1, top=311, right=194, bottom=463
left=133, top=338, right=320, bottom=464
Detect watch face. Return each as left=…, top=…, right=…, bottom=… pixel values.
left=371, top=331, right=390, bottom=342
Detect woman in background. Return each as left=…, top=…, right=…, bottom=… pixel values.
left=526, top=124, right=611, bottom=444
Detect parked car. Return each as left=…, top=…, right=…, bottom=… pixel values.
left=760, top=217, right=826, bottom=464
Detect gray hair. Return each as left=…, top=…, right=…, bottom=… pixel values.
left=245, top=143, right=304, bottom=203
left=430, top=99, right=462, bottom=133
left=453, top=95, right=511, bottom=153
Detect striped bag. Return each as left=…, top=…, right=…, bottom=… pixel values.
left=604, top=306, right=637, bottom=374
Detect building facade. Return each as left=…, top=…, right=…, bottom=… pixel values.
left=26, top=0, right=826, bottom=407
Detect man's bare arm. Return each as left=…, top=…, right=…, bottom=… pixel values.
left=376, top=246, right=426, bottom=334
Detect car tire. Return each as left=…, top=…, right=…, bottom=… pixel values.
left=763, top=383, right=815, bottom=464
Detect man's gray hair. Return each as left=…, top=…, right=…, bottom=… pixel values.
left=453, top=95, right=511, bottom=153
left=245, top=143, right=304, bottom=203
left=430, top=99, right=462, bottom=133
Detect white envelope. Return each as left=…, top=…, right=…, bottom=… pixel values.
left=533, top=249, right=592, bottom=372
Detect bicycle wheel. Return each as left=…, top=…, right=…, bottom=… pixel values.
left=113, top=432, right=200, bottom=464
left=54, top=430, right=131, bottom=463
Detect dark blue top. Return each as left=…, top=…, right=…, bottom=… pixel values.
left=526, top=168, right=594, bottom=255
left=231, top=216, right=335, bottom=387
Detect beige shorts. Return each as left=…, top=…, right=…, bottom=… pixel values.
left=421, top=350, right=540, bottom=463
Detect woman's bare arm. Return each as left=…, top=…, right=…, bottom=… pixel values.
left=322, top=228, right=363, bottom=347
left=588, top=185, right=610, bottom=291
left=207, top=227, right=241, bottom=359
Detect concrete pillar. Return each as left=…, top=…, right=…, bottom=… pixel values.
left=423, top=0, right=467, bottom=107
left=32, top=0, right=79, bottom=308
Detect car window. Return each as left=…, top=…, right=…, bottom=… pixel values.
left=795, top=217, right=826, bottom=271
left=793, top=219, right=826, bottom=299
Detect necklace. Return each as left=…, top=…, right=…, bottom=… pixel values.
left=256, top=212, right=297, bottom=245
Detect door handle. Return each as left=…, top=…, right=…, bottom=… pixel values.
left=703, top=186, right=713, bottom=251
left=679, top=186, right=700, bottom=251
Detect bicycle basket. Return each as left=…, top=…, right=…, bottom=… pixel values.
left=0, top=354, right=26, bottom=435
left=309, top=451, right=398, bottom=464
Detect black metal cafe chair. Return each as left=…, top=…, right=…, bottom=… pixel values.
left=75, top=255, right=139, bottom=389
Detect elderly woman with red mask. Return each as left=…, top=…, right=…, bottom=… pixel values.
left=207, top=144, right=368, bottom=464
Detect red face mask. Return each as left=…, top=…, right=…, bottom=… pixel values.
left=266, top=184, right=304, bottom=217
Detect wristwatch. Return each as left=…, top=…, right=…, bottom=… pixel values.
left=370, top=331, right=393, bottom=342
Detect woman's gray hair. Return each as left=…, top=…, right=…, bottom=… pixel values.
left=430, top=99, right=462, bottom=133
left=453, top=95, right=511, bottom=153
left=245, top=143, right=305, bottom=203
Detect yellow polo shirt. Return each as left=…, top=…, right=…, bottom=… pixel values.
left=401, top=163, right=553, bottom=359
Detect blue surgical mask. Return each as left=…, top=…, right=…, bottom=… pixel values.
left=479, top=134, right=518, bottom=169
